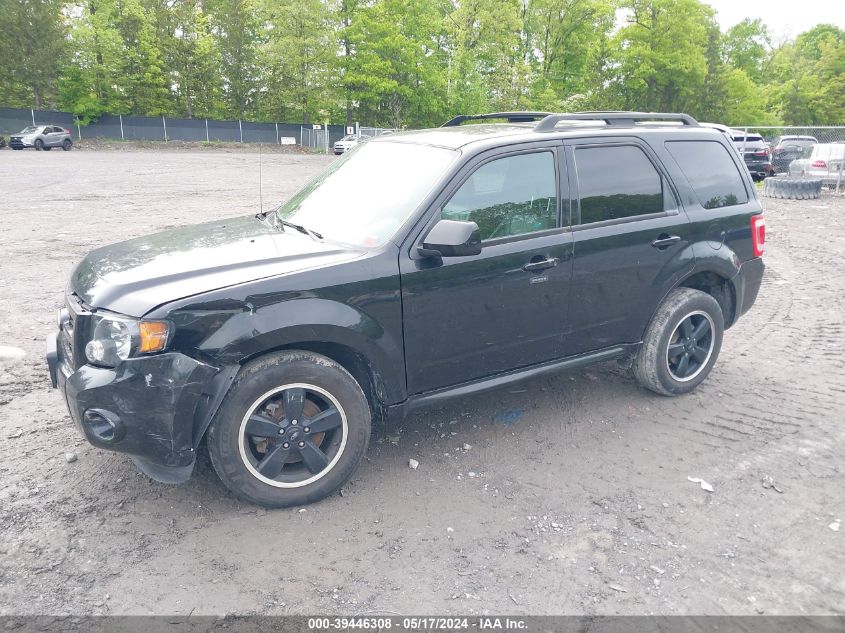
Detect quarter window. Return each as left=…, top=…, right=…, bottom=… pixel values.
left=575, top=145, right=665, bottom=224
left=666, top=140, right=749, bottom=209
left=442, top=152, right=557, bottom=241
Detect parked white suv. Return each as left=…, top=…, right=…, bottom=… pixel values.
left=333, top=134, right=359, bottom=155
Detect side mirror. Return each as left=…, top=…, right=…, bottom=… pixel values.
left=419, top=219, right=482, bottom=258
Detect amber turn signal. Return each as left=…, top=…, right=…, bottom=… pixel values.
left=138, top=321, right=169, bottom=353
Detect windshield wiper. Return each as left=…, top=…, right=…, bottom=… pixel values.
left=256, top=209, right=323, bottom=240
left=278, top=218, right=323, bottom=240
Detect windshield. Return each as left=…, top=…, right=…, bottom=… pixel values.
left=20, top=126, right=40, bottom=134
left=778, top=137, right=816, bottom=148
left=276, top=141, right=457, bottom=248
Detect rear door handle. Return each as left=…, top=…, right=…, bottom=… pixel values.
left=523, top=257, right=559, bottom=272
left=651, top=234, right=682, bottom=249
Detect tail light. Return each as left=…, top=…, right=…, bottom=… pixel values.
left=751, top=214, right=765, bottom=257
left=753, top=150, right=768, bottom=157
left=65, top=128, right=71, bottom=135
left=812, top=160, right=827, bottom=168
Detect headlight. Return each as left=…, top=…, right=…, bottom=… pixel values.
left=84, top=313, right=170, bottom=367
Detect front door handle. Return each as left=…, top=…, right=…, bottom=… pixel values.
left=523, top=257, right=559, bottom=272
left=651, top=234, right=682, bottom=249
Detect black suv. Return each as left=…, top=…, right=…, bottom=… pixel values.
left=47, top=111, right=765, bottom=507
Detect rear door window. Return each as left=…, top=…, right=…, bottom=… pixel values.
left=573, top=145, right=665, bottom=224
left=666, top=140, right=749, bottom=209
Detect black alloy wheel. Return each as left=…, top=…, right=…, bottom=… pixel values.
left=238, top=383, right=347, bottom=488
left=666, top=311, right=715, bottom=382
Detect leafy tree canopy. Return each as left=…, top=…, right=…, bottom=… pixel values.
left=1, top=0, right=843, bottom=127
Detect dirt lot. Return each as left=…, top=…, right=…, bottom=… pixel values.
left=0, top=148, right=842, bottom=617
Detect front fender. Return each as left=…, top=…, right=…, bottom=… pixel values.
left=161, top=296, right=406, bottom=405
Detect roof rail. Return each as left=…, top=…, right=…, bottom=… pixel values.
left=534, top=111, right=699, bottom=132
left=441, top=112, right=554, bottom=127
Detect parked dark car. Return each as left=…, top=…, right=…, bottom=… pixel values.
left=9, top=124, right=73, bottom=150
left=772, top=135, right=817, bottom=173
left=730, top=132, right=774, bottom=180
left=47, top=111, right=765, bottom=508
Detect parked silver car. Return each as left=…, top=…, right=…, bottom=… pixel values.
left=789, top=143, right=845, bottom=185
left=9, top=125, right=73, bottom=151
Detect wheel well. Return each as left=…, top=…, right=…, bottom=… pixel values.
left=678, top=271, right=736, bottom=327
left=244, top=341, right=388, bottom=425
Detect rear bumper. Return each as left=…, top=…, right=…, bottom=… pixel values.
left=48, top=333, right=220, bottom=482
left=745, top=161, right=774, bottom=178
left=732, top=256, right=765, bottom=323
left=788, top=168, right=842, bottom=183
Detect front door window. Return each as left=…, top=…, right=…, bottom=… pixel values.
left=442, top=152, right=557, bottom=240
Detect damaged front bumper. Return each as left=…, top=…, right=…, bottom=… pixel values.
left=48, top=333, right=221, bottom=483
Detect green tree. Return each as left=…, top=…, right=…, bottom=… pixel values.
left=59, top=0, right=125, bottom=120
left=608, top=0, right=713, bottom=112
left=723, top=18, right=770, bottom=82
left=59, top=0, right=170, bottom=119
left=0, top=0, right=66, bottom=109
left=768, top=25, right=845, bottom=124
left=113, top=0, right=171, bottom=115
left=206, top=0, right=263, bottom=118
left=445, top=0, right=524, bottom=113
left=261, top=0, right=335, bottom=123
left=345, top=0, right=449, bottom=128
left=691, top=17, right=774, bottom=125
left=143, top=0, right=223, bottom=118
left=524, top=0, right=615, bottom=109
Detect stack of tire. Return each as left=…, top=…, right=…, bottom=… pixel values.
left=762, top=176, right=823, bottom=200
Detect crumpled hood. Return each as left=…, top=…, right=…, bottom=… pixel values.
left=70, top=215, right=363, bottom=316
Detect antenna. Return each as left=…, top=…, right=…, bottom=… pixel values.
left=258, top=143, right=264, bottom=215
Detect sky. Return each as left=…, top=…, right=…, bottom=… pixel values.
left=704, top=0, right=845, bottom=40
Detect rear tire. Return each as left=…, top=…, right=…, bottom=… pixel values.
left=634, top=288, right=724, bottom=396
left=62, top=139, right=72, bottom=151
left=207, top=350, right=371, bottom=508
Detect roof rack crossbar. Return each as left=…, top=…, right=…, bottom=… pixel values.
left=441, top=112, right=554, bottom=127
left=534, top=111, right=699, bottom=132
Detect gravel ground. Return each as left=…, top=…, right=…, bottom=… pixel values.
left=0, top=149, right=843, bottom=616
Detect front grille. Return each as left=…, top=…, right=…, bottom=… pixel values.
left=60, top=293, right=91, bottom=370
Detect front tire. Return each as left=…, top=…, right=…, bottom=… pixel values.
left=34, top=139, right=44, bottom=151
left=207, top=350, right=371, bottom=508
left=634, top=288, right=724, bottom=396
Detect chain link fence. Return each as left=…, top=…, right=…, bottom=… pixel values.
left=300, top=125, right=329, bottom=152
left=358, top=125, right=396, bottom=139
left=734, top=125, right=845, bottom=193
left=0, top=106, right=350, bottom=151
